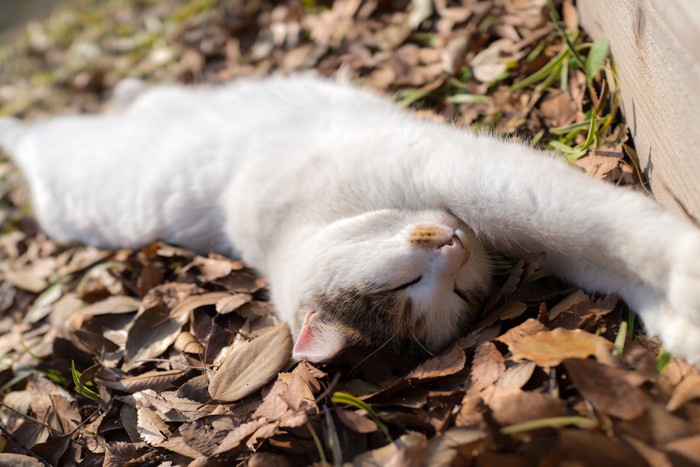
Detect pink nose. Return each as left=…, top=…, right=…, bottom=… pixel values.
left=438, top=235, right=463, bottom=249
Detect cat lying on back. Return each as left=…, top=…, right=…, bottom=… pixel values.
left=1, top=76, right=699, bottom=364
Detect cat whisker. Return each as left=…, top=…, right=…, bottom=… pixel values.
left=348, top=330, right=398, bottom=377
left=410, top=328, right=435, bottom=357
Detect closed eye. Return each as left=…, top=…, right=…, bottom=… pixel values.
left=385, top=275, right=422, bottom=293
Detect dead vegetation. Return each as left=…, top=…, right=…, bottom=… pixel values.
left=0, top=0, right=699, bottom=465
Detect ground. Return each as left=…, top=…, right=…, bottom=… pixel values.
left=0, top=0, right=699, bottom=466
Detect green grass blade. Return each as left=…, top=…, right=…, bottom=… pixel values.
left=395, top=87, right=433, bottom=107
left=307, top=422, right=329, bottom=467
left=613, top=321, right=627, bottom=357
left=332, top=391, right=391, bottom=441
left=585, top=39, right=610, bottom=80
left=627, top=309, right=636, bottom=340
left=446, top=94, right=491, bottom=105
left=546, top=0, right=586, bottom=70
left=511, top=48, right=568, bottom=91
left=550, top=120, right=591, bottom=136
left=323, top=406, right=342, bottom=467
left=71, top=361, right=101, bottom=401
left=501, top=416, right=597, bottom=434
left=657, top=350, right=672, bottom=372
left=0, top=369, right=43, bottom=394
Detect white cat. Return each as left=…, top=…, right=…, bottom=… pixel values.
left=1, top=76, right=699, bottom=364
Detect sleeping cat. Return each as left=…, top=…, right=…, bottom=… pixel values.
left=1, top=76, right=699, bottom=364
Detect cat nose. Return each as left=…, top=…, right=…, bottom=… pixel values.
left=409, top=225, right=455, bottom=250
left=439, top=235, right=463, bottom=249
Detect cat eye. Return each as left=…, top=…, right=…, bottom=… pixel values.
left=386, top=275, right=422, bottom=292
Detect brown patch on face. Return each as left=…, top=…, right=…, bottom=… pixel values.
left=316, top=286, right=415, bottom=349
left=409, top=225, right=452, bottom=250
left=316, top=283, right=487, bottom=353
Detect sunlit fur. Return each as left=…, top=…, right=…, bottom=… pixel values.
left=2, top=76, right=700, bottom=364
left=275, top=209, right=491, bottom=354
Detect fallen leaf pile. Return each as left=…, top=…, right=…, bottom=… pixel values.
left=1, top=0, right=699, bottom=465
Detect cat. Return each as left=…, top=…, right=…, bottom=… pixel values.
left=1, top=76, right=699, bottom=364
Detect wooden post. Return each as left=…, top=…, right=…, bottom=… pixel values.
left=578, top=0, right=700, bottom=220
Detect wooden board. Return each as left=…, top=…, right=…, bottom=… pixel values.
left=578, top=0, right=700, bottom=220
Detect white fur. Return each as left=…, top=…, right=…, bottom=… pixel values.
left=2, top=76, right=700, bottom=364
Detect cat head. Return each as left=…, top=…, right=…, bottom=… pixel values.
left=271, top=209, right=492, bottom=362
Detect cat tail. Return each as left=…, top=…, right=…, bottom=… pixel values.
left=0, top=117, right=24, bottom=154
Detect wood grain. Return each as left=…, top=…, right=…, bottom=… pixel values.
left=578, top=0, right=700, bottom=220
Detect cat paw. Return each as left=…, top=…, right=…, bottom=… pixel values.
left=642, top=302, right=700, bottom=367
left=667, top=233, right=700, bottom=327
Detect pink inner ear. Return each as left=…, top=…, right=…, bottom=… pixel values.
left=293, top=310, right=347, bottom=363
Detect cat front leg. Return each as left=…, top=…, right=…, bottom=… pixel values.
left=668, top=233, right=700, bottom=326
left=412, top=132, right=700, bottom=361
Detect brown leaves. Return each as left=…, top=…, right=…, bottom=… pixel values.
left=564, top=358, right=648, bottom=420
left=208, top=323, right=292, bottom=402
left=406, top=343, right=466, bottom=380
left=499, top=324, right=613, bottom=367
left=482, top=386, right=567, bottom=426
left=1, top=0, right=698, bottom=465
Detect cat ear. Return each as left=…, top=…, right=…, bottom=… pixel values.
left=293, top=310, right=347, bottom=362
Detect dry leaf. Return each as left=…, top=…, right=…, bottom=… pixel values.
left=470, top=39, right=515, bottom=83
left=666, top=374, right=700, bottom=411
left=541, top=429, right=646, bottom=467
left=1, top=264, right=50, bottom=292
left=253, top=371, right=315, bottom=428
left=215, top=293, right=253, bottom=315
left=350, top=432, right=427, bottom=467
left=564, top=358, right=649, bottom=420
left=474, top=452, right=534, bottom=467
left=622, top=435, right=673, bottom=467
left=539, top=90, right=577, bottom=127
left=123, top=303, right=188, bottom=371
left=665, top=434, right=700, bottom=464
left=179, top=415, right=236, bottom=456
left=208, top=323, right=292, bottom=402
left=617, top=403, right=694, bottom=446
left=501, top=327, right=613, bottom=367
left=469, top=341, right=505, bottom=393
left=80, top=296, right=141, bottom=315
left=336, top=406, right=378, bottom=433
left=479, top=301, right=528, bottom=328
left=170, top=292, right=233, bottom=320
left=497, top=362, right=537, bottom=389
left=159, top=435, right=202, bottom=460
left=480, top=386, right=566, bottom=426
left=406, top=344, right=466, bottom=380
left=495, top=318, right=546, bottom=346
left=213, top=270, right=267, bottom=294
left=549, top=290, right=590, bottom=320
left=496, top=252, right=547, bottom=299
left=194, top=255, right=244, bottom=280
left=136, top=406, right=170, bottom=446
left=248, top=452, right=293, bottom=467
left=0, top=454, right=45, bottom=466
left=213, top=418, right=267, bottom=455
left=422, top=428, right=487, bottom=466
left=574, top=153, right=622, bottom=180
